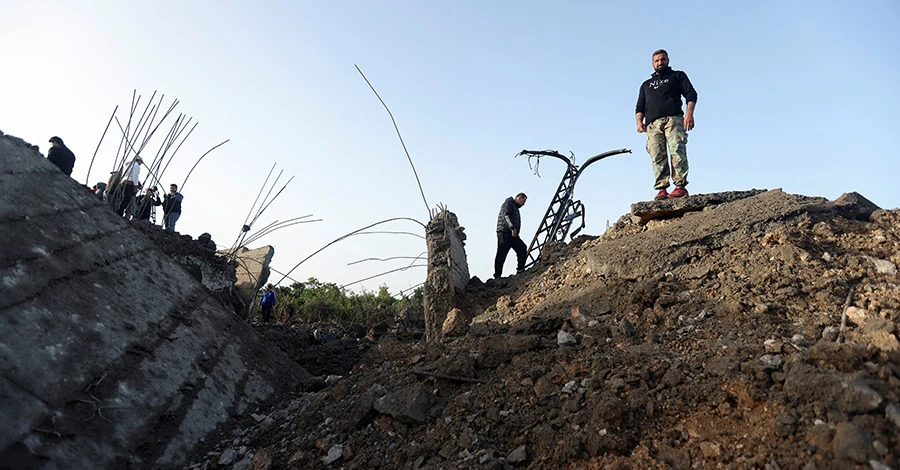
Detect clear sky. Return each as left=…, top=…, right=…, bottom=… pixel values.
left=3, top=1, right=898, bottom=296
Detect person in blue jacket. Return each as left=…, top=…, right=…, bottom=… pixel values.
left=259, top=284, right=276, bottom=323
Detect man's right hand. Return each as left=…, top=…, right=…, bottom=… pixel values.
left=511, top=229, right=518, bottom=238
left=637, top=122, right=646, bottom=133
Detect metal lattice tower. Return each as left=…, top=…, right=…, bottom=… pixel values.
left=517, top=148, right=631, bottom=269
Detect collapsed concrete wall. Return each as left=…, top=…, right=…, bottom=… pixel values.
left=422, top=210, right=469, bottom=342
left=228, top=245, right=274, bottom=319
left=0, top=130, right=311, bottom=469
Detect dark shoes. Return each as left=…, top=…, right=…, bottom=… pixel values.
left=669, top=186, right=689, bottom=198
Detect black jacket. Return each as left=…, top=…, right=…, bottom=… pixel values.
left=163, top=192, right=183, bottom=215
left=635, top=67, right=697, bottom=124
left=496, top=197, right=521, bottom=233
left=135, top=194, right=161, bottom=220
left=48, top=145, right=76, bottom=176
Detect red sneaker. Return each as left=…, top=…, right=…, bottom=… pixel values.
left=669, top=186, right=689, bottom=198
left=654, top=189, right=669, bottom=200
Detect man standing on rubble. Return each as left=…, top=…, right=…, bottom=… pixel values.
left=47, top=136, right=76, bottom=176
left=117, top=156, right=143, bottom=217
left=259, top=284, right=276, bottom=323
left=494, top=193, right=528, bottom=279
left=635, top=49, right=698, bottom=200
left=162, top=183, right=184, bottom=231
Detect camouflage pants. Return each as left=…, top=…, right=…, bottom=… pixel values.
left=646, top=115, right=689, bottom=190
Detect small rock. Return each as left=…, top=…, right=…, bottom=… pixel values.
left=822, top=252, right=833, bottom=262
left=442, top=308, right=469, bottom=337
left=557, top=330, right=577, bottom=346
left=699, top=441, right=721, bottom=458
left=232, top=454, right=253, bottom=470
left=570, top=306, right=593, bottom=330
left=791, top=334, right=806, bottom=346
left=250, top=413, right=267, bottom=423
left=620, top=318, right=636, bottom=336
left=873, top=440, right=888, bottom=456
left=322, top=445, right=343, bottom=465
left=863, top=256, right=898, bottom=275
left=325, top=375, right=342, bottom=386
left=764, top=339, right=783, bottom=353
left=694, top=309, right=709, bottom=321
left=507, top=445, right=527, bottom=464
left=676, top=325, right=695, bottom=335
left=886, top=403, right=900, bottom=429
left=846, top=306, right=874, bottom=327
left=562, top=381, right=577, bottom=394
left=760, top=354, right=783, bottom=370
left=218, top=448, right=236, bottom=466
left=869, top=460, right=892, bottom=470
left=832, top=422, right=869, bottom=464
left=822, top=326, right=840, bottom=341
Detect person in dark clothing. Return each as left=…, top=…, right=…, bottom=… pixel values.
left=135, top=186, right=162, bottom=221
left=259, top=284, right=276, bottom=323
left=635, top=49, right=698, bottom=200
left=162, top=183, right=184, bottom=231
left=494, top=193, right=528, bottom=279
left=116, top=156, right=143, bottom=218
left=47, top=136, right=76, bottom=176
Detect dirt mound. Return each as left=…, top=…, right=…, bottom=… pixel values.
left=186, top=190, right=899, bottom=470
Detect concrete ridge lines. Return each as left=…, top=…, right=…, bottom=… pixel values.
left=0, top=195, right=108, bottom=225
left=0, top=244, right=156, bottom=311
left=0, top=223, right=132, bottom=272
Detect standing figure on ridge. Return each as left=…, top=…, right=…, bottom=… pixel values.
left=135, top=186, right=162, bottom=222
left=162, top=183, right=184, bottom=232
left=117, top=156, right=143, bottom=217
left=635, top=49, right=698, bottom=200
left=47, top=136, right=76, bottom=176
left=259, top=284, right=276, bottom=323
left=494, top=193, right=528, bottom=279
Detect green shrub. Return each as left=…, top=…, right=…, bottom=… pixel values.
left=259, top=277, right=422, bottom=326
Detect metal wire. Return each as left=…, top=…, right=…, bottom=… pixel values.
left=355, top=64, right=430, bottom=218
left=275, top=217, right=426, bottom=286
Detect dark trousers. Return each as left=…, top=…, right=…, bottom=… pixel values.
left=494, top=230, right=527, bottom=278
left=117, top=182, right=136, bottom=217
left=261, top=304, right=274, bottom=323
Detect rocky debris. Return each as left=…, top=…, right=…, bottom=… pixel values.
left=0, top=131, right=309, bottom=470
left=226, top=245, right=275, bottom=318
left=134, top=220, right=237, bottom=292
left=628, top=189, right=767, bottom=224
left=556, top=330, right=577, bottom=346
left=442, top=308, right=469, bottom=337
left=181, top=189, right=900, bottom=470
left=373, top=385, right=438, bottom=424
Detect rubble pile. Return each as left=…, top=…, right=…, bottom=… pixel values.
left=185, top=189, right=899, bottom=469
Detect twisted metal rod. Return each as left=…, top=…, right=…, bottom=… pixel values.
left=85, top=105, right=118, bottom=186
left=275, top=217, right=426, bottom=287
left=355, top=64, right=430, bottom=218
left=340, top=264, right=426, bottom=290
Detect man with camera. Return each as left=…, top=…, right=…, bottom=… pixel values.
left=135, top=186, right=162, bottom=222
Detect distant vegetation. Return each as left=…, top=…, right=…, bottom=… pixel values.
left=264, top=277, right=423, bottom=325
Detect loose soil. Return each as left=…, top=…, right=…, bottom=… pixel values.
left=185, top=190, right=900, bottom=470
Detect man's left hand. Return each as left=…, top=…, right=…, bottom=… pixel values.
left=684, top=114, right=695, bottom=131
